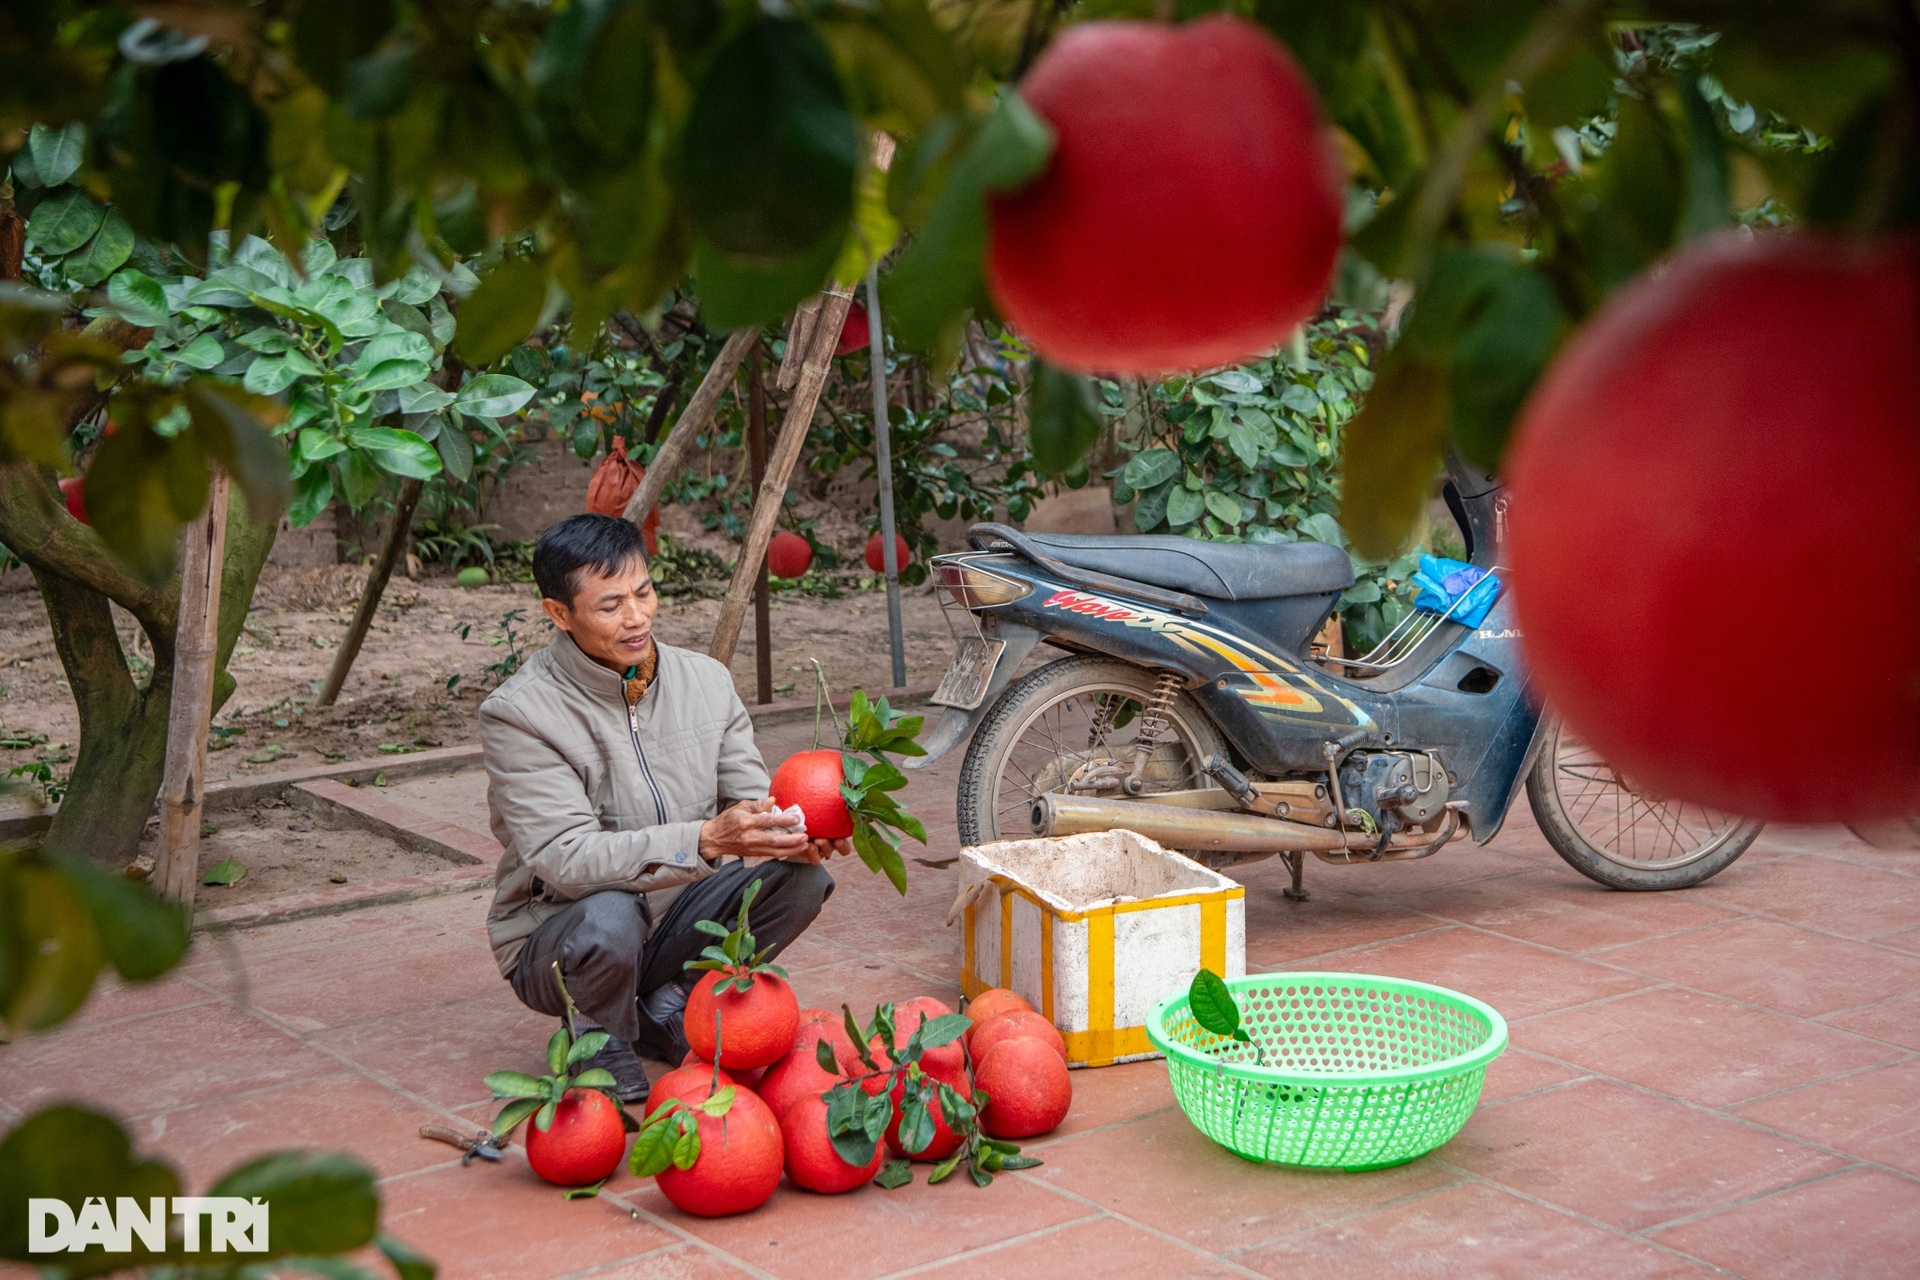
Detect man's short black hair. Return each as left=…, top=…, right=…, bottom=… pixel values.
left=533, top=514, right=649, bottom=605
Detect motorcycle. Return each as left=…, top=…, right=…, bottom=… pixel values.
left=909, top=455, right=1763, bottom=897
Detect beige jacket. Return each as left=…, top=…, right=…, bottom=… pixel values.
left=481, top=632, right=768, bottom=977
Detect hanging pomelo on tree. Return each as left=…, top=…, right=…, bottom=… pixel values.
left=1507, top=232, right=1920, bottom=823
left=768, top=667, right=928, bottom=892
left=836, top=301, right=871, bottom=355
left=864, top=531, right=909, bottom=574
left=986, top=16, right=1343, bottom=375
left=767, top=529, right=814, bottom=579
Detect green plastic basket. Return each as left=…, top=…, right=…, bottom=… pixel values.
left=1146, top=971, right=1508, bottom=1170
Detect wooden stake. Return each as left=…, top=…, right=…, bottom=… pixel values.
left=623, top=326, right=761, bottom=529
left=317, top=476, right=424, bottom=707
left=747, top=344, right=774, bottom=705
left=710, top=289, right=855, bottom=665
left=155, top=473, right=230, bottom=911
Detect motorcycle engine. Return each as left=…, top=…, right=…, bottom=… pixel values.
left=1338, top=752, right=1452, bottom=835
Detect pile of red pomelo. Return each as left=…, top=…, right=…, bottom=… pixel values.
left=515, top=971, right=1071, bottom=1216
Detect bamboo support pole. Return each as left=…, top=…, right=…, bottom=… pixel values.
left=747, top=345, right=774, bottom=704
left=317, top=475, right=423, bottom=707
left=709, top=289, right=855, bottom=664
left=623, top=326, right=761, bottom=529
left=154, top=473, right=231, bottom=910
left=865, top=266, right=907, bottom=689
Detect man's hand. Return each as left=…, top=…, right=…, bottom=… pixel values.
left=699, top=799, right=852, bottom=865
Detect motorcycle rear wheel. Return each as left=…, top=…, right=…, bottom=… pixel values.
left=1527, top=717, right=1763, bottom=890
left=957, top=656, right=1225, bottom=847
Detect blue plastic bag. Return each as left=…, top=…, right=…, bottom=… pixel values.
left=1411, top=555, right=1501, bottom=628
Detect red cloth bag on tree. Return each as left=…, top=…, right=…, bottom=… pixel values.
left=584, top=436, right=659, bottom=557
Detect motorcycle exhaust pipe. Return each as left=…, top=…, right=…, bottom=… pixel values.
left=1031, top=793, right=1349, bottom=854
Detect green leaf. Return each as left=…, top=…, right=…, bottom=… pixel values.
left=52, top=855, right=190, bottom=983
left=927, top=1147, right=966, bottom=1184
left=535, top=1100, right=559, bottom=1132
left=183, top=380, right=295, bottom=523
left=28, top=122, right=86, bottom=187
left=912, top=1012, right=971, bottom=1050
left=815, top=1037, right=843, bottom=1075
left=1165, top=485, right=1204, bottom=529
left=628, top=1112, right=682, bottom=1177
left=1337, top=358, right=1450, bottom=561
left=357, top=358, right=432, bottom=393
left=0, top=1105, right=179, bottom=1275
left=398, top=383, right=456, bottom=414
left=570, top=1068, right=619, bottom=1091
left=669, top=1122, right=701, bottom=1170
left=693, top=221, right=843, bottom=332
left=567, top=1029, right=611, bottom=1068
left=678, top=15, right=859, bottom=258
left=1028, top=359, right=1102, bottom=476
left=106, top=269, right=169, bottom=327
left=696, top=1084, right=738, bottom=1117
left=210, top=1151, right=379, bottom=1258
left=202, top=856, right=247, bottom=886
left=244, top=355, right=303, bottom=395
left=347, top=426, right=442, bottom=480
left=852, top=820, right=908, bottom=894
left=26, top=188, right=105, bottom=256
left=486, top=1070, right=546, bottom=1099
left=873, top=1157, right=913, bottom=1189
left=1203, top=489, right=1243, bottom=526
left=562, top=1180, right=605, bottom=1200
left=491, top=1097, right=542, bottom=1139
left=896, top=1093, right=936, bottom=1156
left=174, top=332, right=228, bottom=370
left=86, top=407, right=211, bottom=582
left=452, top=373, right=538, bottom=419
left=2, top=861, right=103, bottom=1032
left=376, top=1231, right=437, bottom=1280
left=1187, top=968, right=1242, bottom=1040
left=455, top=259, right=548, bottom=366
left=63, top=213, right=135, bottom=286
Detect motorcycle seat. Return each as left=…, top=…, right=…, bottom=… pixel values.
left=1016, top=531, right=1355, bottom=601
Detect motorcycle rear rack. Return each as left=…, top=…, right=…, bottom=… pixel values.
left=1331, top=588, right=1479, bottom=675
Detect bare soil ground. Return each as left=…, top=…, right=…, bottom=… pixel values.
left=0, top=556, right=955, bottom=804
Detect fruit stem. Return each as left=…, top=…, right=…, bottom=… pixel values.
left=552, top=961, right=581, bottom=1043
left=809, top=658, right=846, bottom=749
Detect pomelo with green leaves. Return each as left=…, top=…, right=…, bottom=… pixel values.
left=683, top=878, right=800, bottom=1072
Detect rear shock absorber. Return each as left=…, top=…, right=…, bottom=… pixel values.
left=1123, top=671, right=1186, bottom=795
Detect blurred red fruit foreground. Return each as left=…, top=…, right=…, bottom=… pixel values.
left=1508, top=231, right=1920, bottom=822
left=987, top=16, right=1343, bottom=375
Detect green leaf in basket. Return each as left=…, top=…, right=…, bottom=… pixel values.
left=1188, top=969, right=1242, bottom=1040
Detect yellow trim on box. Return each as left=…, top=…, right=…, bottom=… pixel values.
left=962, top=898, right=977, bottom=994
left=980, top=874, right=1243, bottom=923
left=1111, top=886, right=1246, bottom=916
left=1063, top=1024, right=1154, bottom=1066
left=1200, top=897, right=1227, bottom=976
left=1040, top=910, right=1055, bottom=1023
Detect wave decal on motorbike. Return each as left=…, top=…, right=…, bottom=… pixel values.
left=1038, top=588, right=1369, bottom=726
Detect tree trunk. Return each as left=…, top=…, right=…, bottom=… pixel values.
left=317, top=476, right=424, bottom=707
left=622, top=327, right=761, bottom=528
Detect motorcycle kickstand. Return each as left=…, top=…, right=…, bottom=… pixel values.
left=1282, top=851, right=1310, bottom=902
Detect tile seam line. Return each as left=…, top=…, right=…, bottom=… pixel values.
left=1624, top=1161, right=1874, bottom=1239
left=547, top=1239, right=716, bottom=1280
left=1404, top=903, right=1749, bottom=959
left=1017, top=1105, right=1182, bottom=1153
left=868, top=1208, right=1111, bottom=1280
left=575, top=1189, right=780, bottom=1280
left=1479, top=1048, right=1920, bottom=1184
left=1247, top=922, right=1455, bottom=966
left=1719, top=1048, right=1919, bottom=1111
left=993, top=1175, right=1270, bottom=1280
left=1208, top=1178, right=1478, bottom=1257
left=1418, top=1164, right=1751, bottom=1279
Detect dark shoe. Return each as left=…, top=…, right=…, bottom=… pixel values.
left=631, top=1009, right=688, bottom=1067
left=572, top=1022, right=649, bottom=1104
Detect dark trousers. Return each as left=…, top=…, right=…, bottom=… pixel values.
left=509, top=859, right=833, bottom=1042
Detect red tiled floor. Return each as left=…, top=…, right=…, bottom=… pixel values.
left=61, top=970, right=220, bottom=1028
left=1242, top=892, right=1448, bottom=967
left=1691, top=855, right=1920, bottom=940
left=0, top=1003, right=339, bottom=1117
left=1601, top=917, right=1920, bottom=1017
left=621, top=1168, right=1093, bottom=1279
left=910, top=1214, right=1242, bottom=1278
left=1285, top=925, right=1654, bottom=1022
left=1651, top=1168, right=1920, bottom=1279
left=1874, top=924, right=1920, bottom=956
left=381, top=1161, right=676, bottom=1280
left=1821, top=992, right=1920, bottom=1051
left=1028, top=1108, right=1460, bottom=1252
left=1028, top=1058, right=1175, bottom=1144
left=1519, top=987, right=1902, bottom=1107
left=136, top=1070, right=457, bottom=1185
left=1443, top=1078, right=1845, bottom=1231
left=1236, top=1182, right=1715, bottom=1279
left=553, top=1244, right=761, bottom=1279
left=781, top=954, right=963, bottom=1024
left=1406, top=869, right=1740, bottom=953
left=1734, top=1058, right=1920, bottom=1177
left=312, top=989, right=559, bottom=1110
left=236, top=928, right=511, bottom=1031
left=1475, top=1048, right=1588, bottom=1105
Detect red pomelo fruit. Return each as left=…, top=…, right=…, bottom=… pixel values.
left=976, top=1037, right=1072, bottom=1139
left=864, top=531, right=909, bottom=574
left=645, top=1062, right=736, bottom=1118
left=862, top=1055, right=969, bottom=1162
left=58, top=476, right=87, bottom=524
left=678, top=1049, right=762, bottom=1091
left=521, top=1087, right=628, bottom=1187
left=755, top=1014, right=849, bottom=1124
left=768, top=749, right=853, bottom=840
left=836, top=301, right=871, bottom=355
left=987, top=16, right=1342, bottom=375
left=767, top=530, right=814, bottom=580
left=685, top=969, right=800, bottom=1072
left=963, top=988, right=1033, bottom=1037
left=971, top=1009, right=1067, bottom=1063
left=781, top=1091, right=884, bottom=1193
left=891, top=996, right=964, bottom=1077
left=1508, top=231, right=1920, bottom=822
left=652, top=1077, right=785, bottom=1218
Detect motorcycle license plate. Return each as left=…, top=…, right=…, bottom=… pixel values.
left=931, top=637, right=1005, bottom=710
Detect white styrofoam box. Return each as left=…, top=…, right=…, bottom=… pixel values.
left=957, top=830, right=1246, bottom=1066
